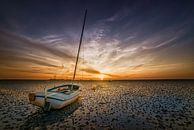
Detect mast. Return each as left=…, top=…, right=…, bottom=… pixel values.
left=72, top=9, right=87, bottom=82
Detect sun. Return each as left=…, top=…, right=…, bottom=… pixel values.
left=100, top=74, right=104, bottom=80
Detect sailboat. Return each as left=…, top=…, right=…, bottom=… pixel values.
left=28, top=10, right=87, bottom=111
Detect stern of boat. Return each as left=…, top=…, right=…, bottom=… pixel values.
left=29, top=93, right=36, bottom=102
left=28, top=92, right=45, bottom=107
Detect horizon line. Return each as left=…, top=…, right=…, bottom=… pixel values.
left=0, top=78, right=193, bottom=81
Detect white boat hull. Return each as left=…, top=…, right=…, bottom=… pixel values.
left=29, top=91, right=80, bottom=109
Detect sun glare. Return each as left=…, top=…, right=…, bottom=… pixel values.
left=100, top=74, right=104, bottom=80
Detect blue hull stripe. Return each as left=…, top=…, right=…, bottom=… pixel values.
left=35, top=95, right=65, bottom=101
left=35, top=94, right=78, bottom=102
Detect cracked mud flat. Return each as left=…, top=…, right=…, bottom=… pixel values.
left=0, top=80, right=194, bottom=130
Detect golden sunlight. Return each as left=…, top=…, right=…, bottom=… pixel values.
left=100, top=73, right=104, bottom=80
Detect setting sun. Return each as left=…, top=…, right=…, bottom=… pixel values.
left=100, top=74, right=104, bottom=80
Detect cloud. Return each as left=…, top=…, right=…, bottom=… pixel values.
left=0, top=55, right=59, bottom=68
left=80, top=66, right=124, bottom=79
left=131, top=64, right=144, bottom=70
left=75, top=5, right=192, bottom=79
left=105, top=8, right=130, bottom=22
left=81, top=67, right=100, bottom=74
left=0, top=30, right=78, bottom=78
left=0, top=30, right=74, bottom=60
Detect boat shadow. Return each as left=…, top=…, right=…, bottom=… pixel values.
left=20, top=99, right=82, bottom=129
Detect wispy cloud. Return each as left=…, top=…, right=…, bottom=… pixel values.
left=81, top=67, right=100, bottom=74
left=0, top=30, right=78, bottom=78
left=0, top=30, right=74, bottom=60
left=105, top=8, right=130, bottom=22
left=77, top=6, right=192, bottom=79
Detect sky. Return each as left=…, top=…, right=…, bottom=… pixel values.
left=0, top=0, right=194, bottom=80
